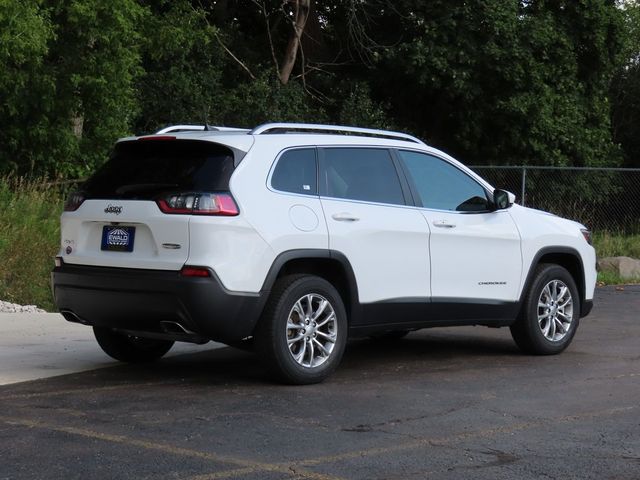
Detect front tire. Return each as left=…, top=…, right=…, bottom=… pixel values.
left=256, top=275, right=348, bottom=385
left=510, top=264, right=580, bottom=355
left=93, top=327, right=174, bottom=363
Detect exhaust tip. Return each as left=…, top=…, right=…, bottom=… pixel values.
left=60, top=310, right=88, bottom=325
left=160, top=321, right=195, bottom=335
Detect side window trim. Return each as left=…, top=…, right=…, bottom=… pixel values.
left=394, top=148, right=424, bottom=208
left=318, top=147, right=328, bottom=197
left=268, top=146, right=319, bottom=197
left=318, top=146, right=412, bottom=207
left=395, top=149, right=493, bottom=214
left=389, top=148, right=419, bottom=207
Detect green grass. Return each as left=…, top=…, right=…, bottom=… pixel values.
left=0, top=178, right=65, bottom=311
left=596, top=270, right=639, bottom=285
left=0, top=180, right=639, bottom=311
left=592, top=231, right=640, bottom=259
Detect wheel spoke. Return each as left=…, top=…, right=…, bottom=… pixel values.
left=313, top=338, right=330, bottom=355
left=316, top=312, right=335, bottom=328
left=311, top=300, right=328, bottom=321
left=558, top=297, right=572, bottom=309
left=308, top=338, right=315, bottom=366
left=557, top=286, right=568, bottom=303
left=542, top=284, right=552, bottom=303
left=293, top=300, right=304, bottom=318
left=554, top=318, right=566, bottom=334
left=287, top=321, right=303, bottom=331
left=288, top=334, right=304, bottom=345
left=295, top=338, right=307, bottom=364
left=540, top=319, right=550, bottom=337
left=549, top=314, right=557, bottom=339
left=316, top=330, right=336, bottom=342
left=305, top=294, right=313, bottom=316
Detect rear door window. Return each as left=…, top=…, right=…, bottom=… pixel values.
left=320, top=148, right=406, bottom=205
left=82, top=140, right=235, bottom=199
left=271, top=148, right=317, bottom=195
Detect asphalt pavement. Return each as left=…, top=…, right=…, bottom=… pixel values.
left=0, top=286, right=638, bottom=479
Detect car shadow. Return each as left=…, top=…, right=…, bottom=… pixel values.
left=0, top=328, right=523, bottom=397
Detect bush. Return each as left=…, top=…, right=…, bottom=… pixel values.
left=0, top=178, right=64, bottom=310
left=593, top=231, right=640, bottom=259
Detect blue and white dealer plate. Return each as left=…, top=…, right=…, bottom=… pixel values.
left=101, top=225, right=136, bottom=252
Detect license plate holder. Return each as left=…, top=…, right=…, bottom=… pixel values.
left=101, top=226, right=136, bottom=252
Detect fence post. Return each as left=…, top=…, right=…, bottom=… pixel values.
left=521, top=167, right=527, bottom=206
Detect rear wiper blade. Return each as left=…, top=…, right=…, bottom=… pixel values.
left=115, top=183, right=178, bottom=194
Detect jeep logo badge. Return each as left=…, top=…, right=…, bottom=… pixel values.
left=104, top=205, right=123, bottom=215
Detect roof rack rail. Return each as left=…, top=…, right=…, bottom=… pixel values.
left=155, top=125, right=250, bottom=134
left=250, top=123, right=425, bottom=145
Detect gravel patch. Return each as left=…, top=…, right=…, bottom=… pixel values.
left=0, top=301, right=46, bottom=313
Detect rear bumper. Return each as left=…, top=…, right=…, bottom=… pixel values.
left=51, top=264, right=265, bottom=343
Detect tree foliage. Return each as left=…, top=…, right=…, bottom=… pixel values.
left=0, top=0, right=53, bottom=173
left=358, top=0, right=624, bottom=166
left=135, top=0, right=224, bottom=133
left=0, top=0, right=143, bottom=177
left=46, top=0, right=144, bottom=176
left=611, top=0, right=640, bottom=167
left=0, top=0, right=636, bottom=177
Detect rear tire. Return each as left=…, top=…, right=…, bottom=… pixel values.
left=510, top=264, right=580, bottom=355
left=256, top=275, right=347, bottom=385
left=93, top=327, right=174, bottom=363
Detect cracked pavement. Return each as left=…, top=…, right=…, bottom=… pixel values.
left=1, top=286, right=639, bottom=479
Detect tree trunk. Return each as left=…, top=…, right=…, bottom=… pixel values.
left=279, top=0, right=310, bottom=85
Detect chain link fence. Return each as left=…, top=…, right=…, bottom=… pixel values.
left=469, top=166, right=640, bottom=233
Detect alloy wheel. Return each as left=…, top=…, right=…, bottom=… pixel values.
left=285, top=293, right=338, bottom=368
left=537, top=280, right=574, bottom=342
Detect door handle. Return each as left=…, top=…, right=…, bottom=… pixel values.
left=332, top=213, right=360, bottom=222
left=433, top=220, right=456, bottom=229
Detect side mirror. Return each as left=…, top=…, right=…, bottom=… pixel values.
left=493, top=189, right=514, bottom=210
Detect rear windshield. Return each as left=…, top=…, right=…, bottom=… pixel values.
left=82, top=140, right=235, bottom=199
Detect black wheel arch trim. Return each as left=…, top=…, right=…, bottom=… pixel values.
left=259, top=249, right=361, bottom=322
left=519, top=246, right=589, bottom=316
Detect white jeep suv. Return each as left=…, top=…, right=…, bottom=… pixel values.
left=52, top=123, right=596, bottom=384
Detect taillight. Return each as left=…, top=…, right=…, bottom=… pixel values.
left=580, top=228, right=592, bottom=245
left=180, top=266, right=211, bottom=277
left=156, top=193, right=239, bottom=216
left=64, top=191, right=85, bottom=212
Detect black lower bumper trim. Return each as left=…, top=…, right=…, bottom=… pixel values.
left=52, top=264, right=265, bottom=343
left=581, top=299, right=594, bottom=318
